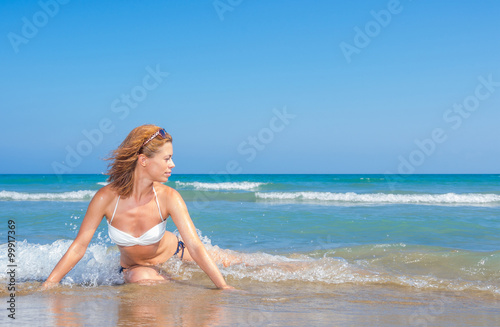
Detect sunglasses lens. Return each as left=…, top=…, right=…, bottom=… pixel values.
left=159, top=128, right=167, bottom=138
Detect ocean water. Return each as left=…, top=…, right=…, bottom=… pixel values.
left=1, top=174, right=499, bottom=326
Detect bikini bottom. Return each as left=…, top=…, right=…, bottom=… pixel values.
left=119, top=239, right=186, bottom=274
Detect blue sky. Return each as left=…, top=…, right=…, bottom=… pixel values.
left=1, top=0, right=499, bottom=174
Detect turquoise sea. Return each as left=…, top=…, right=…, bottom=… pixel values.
left=1, top=174, right=499, bottom=326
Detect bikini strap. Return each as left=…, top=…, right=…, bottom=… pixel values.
left=152, top=186, right=164, bottom=221
left=110, top=195, right=120, bottom=224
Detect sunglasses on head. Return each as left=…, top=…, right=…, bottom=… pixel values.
left=141, top=128, right=168, bottom=148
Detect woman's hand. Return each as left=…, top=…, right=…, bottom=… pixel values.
left=41, top=281, right=58, bottom=290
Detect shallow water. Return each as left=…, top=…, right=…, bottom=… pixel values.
left=1, top=174, right=499, bottom=325
left=3, top=281, right=499, bottom=327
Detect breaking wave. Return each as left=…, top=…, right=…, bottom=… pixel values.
left=255, top=192, right=500, bottom=206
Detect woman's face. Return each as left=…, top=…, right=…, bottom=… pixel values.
left=146, top=142, right=175, bottom=182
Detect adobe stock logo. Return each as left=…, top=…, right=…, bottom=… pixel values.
left=339, top=0, right=405, bottom=63
left=191, top=106, right=296, bottom=209
left=51, top=65, right=169, bottom=176
left=237, top=107, right=296, bottom=163
left=213, top=0, right=244, bottom=21
left=7, top=0, right=71, bottom=54
left=385, top=74, right=499, bottom=189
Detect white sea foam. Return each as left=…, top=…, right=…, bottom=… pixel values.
left=0, top=239, right=122, bottom=286
left=0, top=190, right=96, bottom=201
left=97, top=182, right=109, bottom=186
left=176, top=181, right=264, bottom=190
left=255, top=192, right=500, bottom=206
left=0, top=240, right=498, bottom=295
left=161, top=245, right=500, bottom=294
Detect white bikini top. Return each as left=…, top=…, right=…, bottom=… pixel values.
left=107, top=187, right=166, bottom=247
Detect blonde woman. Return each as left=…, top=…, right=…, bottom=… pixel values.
left=43, top=125, right=233, bottom=290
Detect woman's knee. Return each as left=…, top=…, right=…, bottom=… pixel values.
left=124, top=267, right=164, bottom=283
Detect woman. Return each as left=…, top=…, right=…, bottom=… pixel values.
left=43, top=125, right=233, bottom=290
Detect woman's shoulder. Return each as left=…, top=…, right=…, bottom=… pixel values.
left=153, top=183, right=186, bottom=216
left=153, top=182, right=182, bottom=200
left=153, top=182, right=177, bottom=194
left=91, top=184, right=118, bottom=205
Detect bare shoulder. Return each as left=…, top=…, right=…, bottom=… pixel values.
left=95, top=184, right=116, bottom=199
left=154, top=182, right=180, bottom=198
left=154, top=183, right=189, bottom=220
left=153, top=182, right=184, bottom=205
left=90, top=184, right=118, bottom=210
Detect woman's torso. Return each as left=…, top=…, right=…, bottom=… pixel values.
left=104, top=184, right=178, bottom=267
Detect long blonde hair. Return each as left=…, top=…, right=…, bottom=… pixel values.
left=106, top=125, right=172, bottom=197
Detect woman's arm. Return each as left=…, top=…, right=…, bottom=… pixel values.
left=166, top=188, right=233, bottom=290
left=42, top=188, right=110, bottom=288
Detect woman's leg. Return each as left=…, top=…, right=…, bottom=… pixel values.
left=206, top=248, right=242, bottom=267
left=123, top=266, right=167, bottom=283
left=176, top=242, right=241, bottom=267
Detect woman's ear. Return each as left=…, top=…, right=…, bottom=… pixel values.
left=138, top=154, right=147, bottom=167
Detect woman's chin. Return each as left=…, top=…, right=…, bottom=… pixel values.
left=159, top=174, right=171, bottom=182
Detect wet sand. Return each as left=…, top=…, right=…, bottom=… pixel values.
left=3, top=279, right=499, bottom=327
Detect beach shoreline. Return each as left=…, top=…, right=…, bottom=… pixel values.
left=2, top=281, right=499, bottom=326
